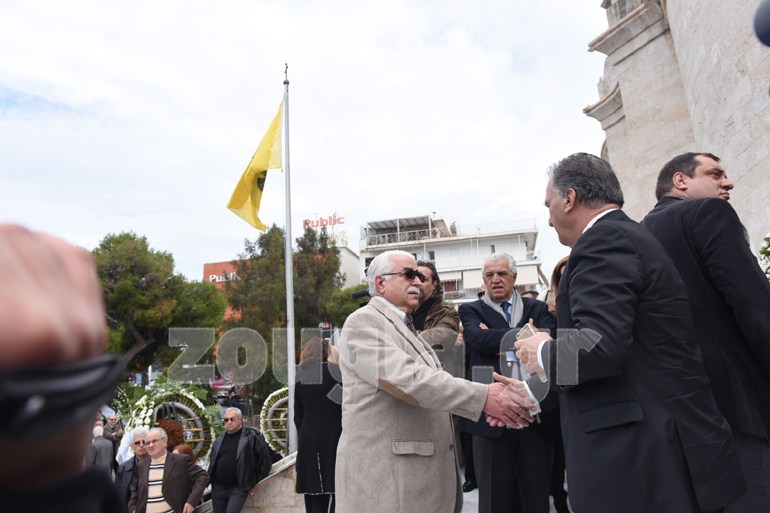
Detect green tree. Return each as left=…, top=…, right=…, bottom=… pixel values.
left=93, top=232, right=227, bottom=381
left=223, top=224, right=343, bottom=402
left=325, top=283, right=369, bottom=328
left=294, top=225, right=344, bottom=329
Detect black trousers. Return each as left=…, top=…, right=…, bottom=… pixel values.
left=473, top=425, right=554, bottom=513
left=460, top=431, right=476, bottom=483
left=211, top=483, right=249, bottom=513
left=304, top=493, right=335, bottom=513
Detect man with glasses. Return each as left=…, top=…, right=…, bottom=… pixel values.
left=115, top=427, right=149, bottom=513
left=104, top=414, right=125, bottom=472
left=335, top=250, right=536, bottom=513
left=129, top=427, right=208, bottom=513
left=208, top=407, right=273, bottom=513
left=458, top=252, right=557, bottom=513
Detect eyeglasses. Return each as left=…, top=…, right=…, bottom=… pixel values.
left=223, top=417, right=238, bottom=422
left=382, top=268, right=426, bottom=283
left=133, top=441, right=145, bottom=446
left=145, top=438, right=164, bottom=445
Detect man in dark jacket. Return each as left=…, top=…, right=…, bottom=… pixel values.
left=642, top=152, right=770, bottom=511
left=458, top=252, right=557, bottom=513
left=208, top=407, right=273, bottom=513
left=88, top=426, right=116, bottom=475
left=512, top=152, right=745, bottom=513
left=115, top=427, right=149, bottom=513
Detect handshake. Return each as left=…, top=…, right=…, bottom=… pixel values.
left=481, top=327, right=554, bottom=429
left=482, top=372, right=539, bottom=429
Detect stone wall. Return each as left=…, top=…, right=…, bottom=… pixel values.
left=586, top=0, right=770, bottom=251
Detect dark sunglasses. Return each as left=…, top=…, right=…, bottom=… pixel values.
left=133, top=441, right=146, bottom=446
left=382, top=268, right=426, bottom=283
left=223, top=417, right=238, bottom=422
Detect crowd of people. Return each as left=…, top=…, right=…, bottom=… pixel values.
left=2, top=150, right=769, bottom=513
left=332, top=151, right=770, bottom=513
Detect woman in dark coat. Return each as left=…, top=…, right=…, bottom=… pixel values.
left=294, top=337, right=342, bottom=513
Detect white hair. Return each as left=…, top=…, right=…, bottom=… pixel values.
left=483, top=252, right=517, bottom=275
left=131, top=426, right=149, bottom=441
left=147, top=427, right=168, bottom=440
left=93, top=426, right=104, bottom=437
left=366, top=250, right=415, bottom=296
left=225, top=407, right=243, bottom=419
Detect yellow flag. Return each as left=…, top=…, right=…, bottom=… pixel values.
left=227, top=102, right=283, bottom=231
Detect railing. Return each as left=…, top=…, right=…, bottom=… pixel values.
left=365, top=227, right=444, bottom=246
left=363, top=219, right=537, bottom=248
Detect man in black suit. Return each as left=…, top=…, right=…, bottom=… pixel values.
left=642, top=152, right=770, bottom=511
left=459, top=253, right=557, bottom=513
left=508, top=153, right=745, bottom=513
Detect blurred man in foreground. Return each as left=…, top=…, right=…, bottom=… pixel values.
left=0, top=224, right=124, bottom=512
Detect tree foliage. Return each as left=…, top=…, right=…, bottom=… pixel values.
left=93, top=232, right=227, bottom=379
left=325, top=284, right=369, bottom=328
left=223, top=225, right=343, bottom=402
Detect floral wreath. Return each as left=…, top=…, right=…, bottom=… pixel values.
left=125, top=387, right=216, bottom=460
left=259, top=386, right=289, bottom=454
left=760, top=233, right=770, bottom=278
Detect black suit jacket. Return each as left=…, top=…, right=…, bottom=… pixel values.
left=642, top=196, right=770, bottom=441
left=458, top=297, right=556, bottom=438
left=529, top=209, right=744, bottom=513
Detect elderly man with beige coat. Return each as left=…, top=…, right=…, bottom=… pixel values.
left=335, top=250, right=534, bottom=513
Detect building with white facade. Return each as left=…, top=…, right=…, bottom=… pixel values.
left=359, top=215, right=547, bottom=302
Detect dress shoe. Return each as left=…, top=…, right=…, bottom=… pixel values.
left=462, top=480, right=477, bottom=492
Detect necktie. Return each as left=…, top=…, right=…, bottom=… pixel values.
left=501, top=302, right=511, bottom=323
left=404, top=314, right=418, bottom=335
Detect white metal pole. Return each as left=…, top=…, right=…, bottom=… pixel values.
left=283, top=67, right=297, bottom=453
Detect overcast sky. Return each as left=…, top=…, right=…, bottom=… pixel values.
left=0, top=1, right=610, bottom=282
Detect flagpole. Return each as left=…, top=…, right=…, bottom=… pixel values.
left=283, top=65, right=297, bottom=454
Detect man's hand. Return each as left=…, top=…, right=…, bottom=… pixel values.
left=0, top=225, right=107, bottom=368
left=483, top=375, right=536, bottom=429
left=486, top=372, right=541, bottom=428
left=0, top=225, right=108, bottom=488
left=514, top=331, right=551, bottom=378
left=183, top=503, right=195, bottom=513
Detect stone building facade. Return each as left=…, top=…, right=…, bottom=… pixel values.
left=584, top=0, right=770, bottom=252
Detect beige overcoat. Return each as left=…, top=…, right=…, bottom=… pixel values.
left=335, top=297, right=487, bottom=513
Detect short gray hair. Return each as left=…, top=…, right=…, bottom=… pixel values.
left=225, top=407, right=243, bottom=419
left=483, top=252, right=517, bottom=275
left=366, top=250, right=414, bottom=296
left=93, top=426, right=104, bottom=437
left=549, top=153, right=624, bottom=208
left=147, top=427, right=168, bottom=440
left=131, top=426, right=149, bottom=442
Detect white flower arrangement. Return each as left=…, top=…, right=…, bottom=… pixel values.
left=123, top=384, right=216, bottom=460
left=260, top=387, right=289, bottom=455
left=761, top=233, right=770, bottom=279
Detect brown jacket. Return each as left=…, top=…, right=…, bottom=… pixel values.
left=129, top=452, right=208, bottom=513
